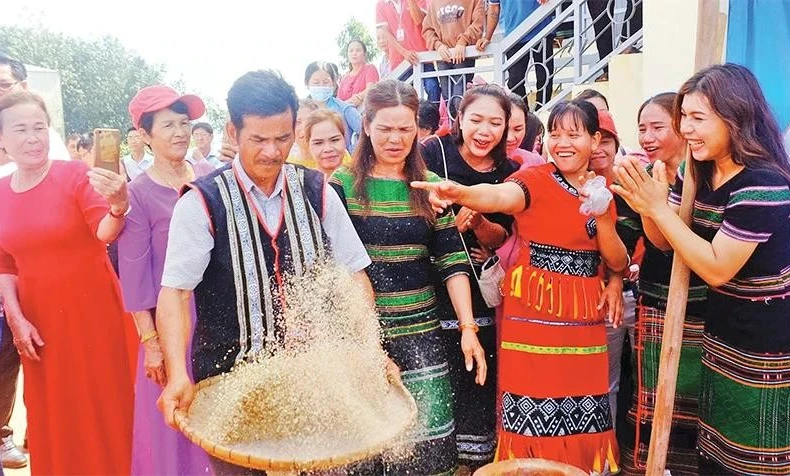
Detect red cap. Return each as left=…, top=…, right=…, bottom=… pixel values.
left=597, top=110, right=619, bottom=145
left=128, top=85, right=206, bottom=129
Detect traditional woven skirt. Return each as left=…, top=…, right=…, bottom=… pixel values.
left=382, top=315, right=457, bottom=475
left=697, top=333, right=790, bottom=475
left=620, top=303, right=704, bottom=475
left=441, top=316, right=497, bottom=468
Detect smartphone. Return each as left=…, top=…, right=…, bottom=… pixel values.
left=93, top=128, right=121, bottom=174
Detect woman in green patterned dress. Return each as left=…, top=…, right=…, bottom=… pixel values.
left=329, top=79, right=487, bottom=476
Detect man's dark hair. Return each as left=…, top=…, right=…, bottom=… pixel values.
left=0, top=52, right=27, bottom=81
left=192, top=122, right=213, bottom=135
left=417, top=99, right=440, bottom=135
left=126, top=126, right=137, bottom=134
left=77, top=133, right=94, bottom=152
left=227, top=70, right=298, bottom=130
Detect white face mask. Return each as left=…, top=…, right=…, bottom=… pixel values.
left=309, top=86, right=334, bottom=102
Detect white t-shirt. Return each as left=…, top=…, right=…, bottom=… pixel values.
left=122, top=152, right=154, bottom=180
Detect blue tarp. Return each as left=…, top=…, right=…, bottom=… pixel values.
left=726, top=0, right=790, bottom=136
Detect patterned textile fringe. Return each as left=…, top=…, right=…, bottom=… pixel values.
left=495, top=431, right=619, bottom=475
left=507, top=264, right=604, bottom=321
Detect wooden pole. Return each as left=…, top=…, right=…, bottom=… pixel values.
left=645, top=154, right=696, bottom=475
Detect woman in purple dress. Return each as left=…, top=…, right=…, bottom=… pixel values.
left=118, top=85, right=213, bottom=475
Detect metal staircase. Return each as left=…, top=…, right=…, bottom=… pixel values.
left=388, top=0, right=643, bottom=114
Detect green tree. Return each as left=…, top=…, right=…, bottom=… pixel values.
left=0, top=25, right=164, bottom=134
left=335, top=17, right=380, bottom=72
left=202, top=97, right=228, bottom=133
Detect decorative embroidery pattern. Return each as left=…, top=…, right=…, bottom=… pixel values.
left=502, top=392, right=612, bottom=437
left=552, top=170, right=579, bottom=197
left=529, top=241, right=601, bottom=277
left=440, top=316, right=495, bottom=330
left=586, top=217, right=597, bottom=239
left=283, top=165, right=324, bottom=275
left=217, top=170, right=269, bottom=359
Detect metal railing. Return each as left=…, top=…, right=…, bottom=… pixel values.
left=388, top=0, right=643, bottom=115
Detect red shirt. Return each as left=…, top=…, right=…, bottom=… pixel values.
left=376, top=0, right=428, bottom=71
left=337, top=64, right=380, bottom=101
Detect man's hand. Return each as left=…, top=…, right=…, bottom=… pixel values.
left=157, top=373, right=194, bottom=429
left=385, top=357, right=402, bottom=386
left=191, top=148, right=205, bottom=162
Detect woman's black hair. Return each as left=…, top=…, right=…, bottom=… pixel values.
left=547, top=99, right=600, bottom=135
left=77, top=132, right=93, bottom=152
left=452, top=84, right=512, bottom=167
left=674, top=63, right=790, bottom=187
left=304, top=62, right=338, bottom=86
left=139, top=101, right=189, bottom=135
left=418, top=99, right=440, bottom=135
left=576, top=89, right=609, bottom=109
left=347, top=39, right=367, bottom=55
left=523, top=111, right=544, bottom=151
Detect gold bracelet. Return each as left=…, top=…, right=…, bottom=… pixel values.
left=140, top=330, right=158, bottom=344
left=458, top=322, right=479, bottom=333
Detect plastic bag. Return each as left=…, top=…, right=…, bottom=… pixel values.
left=579, top=175, right=613, bottom=216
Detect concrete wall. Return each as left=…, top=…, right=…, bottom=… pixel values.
left=25, top=65, right=65, bottom=139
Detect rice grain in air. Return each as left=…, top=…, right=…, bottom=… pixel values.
left=186, top=260, right=416, bottom=468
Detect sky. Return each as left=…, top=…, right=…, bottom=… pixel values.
left=1, top=1, right=380, bottom=104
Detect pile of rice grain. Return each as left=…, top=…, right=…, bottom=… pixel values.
left=188, top=261, right=414, bottom=462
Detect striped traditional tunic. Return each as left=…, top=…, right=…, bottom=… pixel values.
left=330, top=167, right=471, bottom=476
left=669, top=165, right=790, bottom=475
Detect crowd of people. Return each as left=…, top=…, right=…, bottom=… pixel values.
left=0, top=2, right=788, bottom=476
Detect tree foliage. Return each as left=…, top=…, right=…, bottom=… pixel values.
left=335, top=17, right=380, bottom=72
left=167, top=74, right=228, bottom=134
left=0, top=25, right=164, bottom=133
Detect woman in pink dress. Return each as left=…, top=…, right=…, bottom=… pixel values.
left=118, top=85, right=213, bottom=475
left=337, top=40, right=380, bottom=107
left=0, top=91, right=135, bottom=475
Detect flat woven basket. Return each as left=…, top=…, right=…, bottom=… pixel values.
left=175, top=374, right=417, bottom=472
left=473, top=458, right=588, bottom=476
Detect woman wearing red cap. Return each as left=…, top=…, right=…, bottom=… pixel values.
left=117, top=85, right=212, bottom=475
left=0, top=91, right=136, bottom=474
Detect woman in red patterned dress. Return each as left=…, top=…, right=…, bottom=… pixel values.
left=414, top=99, right=628, bottom=473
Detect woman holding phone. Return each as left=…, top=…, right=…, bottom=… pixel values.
left=0, top=90, right=135, bottom=475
